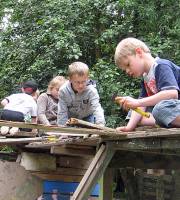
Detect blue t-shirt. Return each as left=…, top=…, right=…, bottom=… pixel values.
left=140, top=58, right=180, bottom=98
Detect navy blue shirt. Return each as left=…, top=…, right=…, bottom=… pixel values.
left=140, top=58, right=180, bottom=99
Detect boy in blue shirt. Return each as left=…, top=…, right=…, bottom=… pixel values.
left=114, top=37, right=180, bottom=132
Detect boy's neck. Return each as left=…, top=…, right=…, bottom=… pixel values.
left=144, top=54, right=156, bottom=73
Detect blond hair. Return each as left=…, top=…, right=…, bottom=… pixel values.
left=47, top=76, right=66, bottom=92
left=114, top=37, right=150, bottom=67
left=68, top=62, right=89, bottom=78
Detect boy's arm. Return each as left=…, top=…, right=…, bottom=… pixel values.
left=89, top=89, right=105, bottom=126
left=121, top=89, right=178, bottom=110
left=116, top=109, right=144, bottom=132
left=57, top=92, right=69, bottom=126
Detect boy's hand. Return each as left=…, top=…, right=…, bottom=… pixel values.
left=116, top=126, right=134, bottom=132
left=116, top=96, right=140, bottom=110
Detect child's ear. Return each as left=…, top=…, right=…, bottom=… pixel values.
left=135, top=47, right=143, bottom=56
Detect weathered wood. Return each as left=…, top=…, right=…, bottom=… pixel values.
left=68, top=118, right=115, bottom=131
left=26, top=136, right=100, bottom=148
left=20, top=152, right=56, bottom=171
left=32, top=172, right=83, bottom=182
left=0, top=120, right=119, bottom=136
left=0, top=137, right=43, bottom=144
left=71, top=143, right=115, bottom=200
left=0, top=160, right=42, bottom=200
left=57, top=156, right=93, bottom=169
left=135, top=170, right=174, bottom=200
left=99, top=168, right=113, bottom=200
left=108, top=137, right=180, bottom=151
left=56, top=167, right=86, bottom=176
left=121, top=168, right=139, bottom=200
left=110, top=150, right=180, bottom=169
left=51, top=146, right=96, bottom=157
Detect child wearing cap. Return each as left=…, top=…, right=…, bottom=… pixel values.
left=0, top=80, right=38, bottom=135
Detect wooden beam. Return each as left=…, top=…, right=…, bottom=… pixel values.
left=57, top=156, right=93, bottom=169
left=68, top=118, right=115, bottom=131
left=31, top=172, right=83, bottom=182
left=0, top=120, right=119, bottom=136
left=71, top=143, right=115, bottom=200
left=110, top=150, right=180, bottom=169
left=0, top=137, right=43, bottom=144
left=107, top=137, right=180, bottom=151
left=99, top=168, right=113, bottom=200
left=51, top=146, right=95, bottom=157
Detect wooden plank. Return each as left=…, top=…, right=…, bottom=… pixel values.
left=31, top=172, right=83, bottom=182
left=57, top=156, right=93, bottom=169
left=68, top=118, right=115, bottom=131
left=0, top=137, right=43, bottom=144
left=26, top=137, right=100, bottom=148
left=108, top=137, right=180, bottom=151
left=99, top=168, right=113, bottom=200
left=110, top=150, right=180, bottom=169
left=56, top=167, right=86, bottom=176
left=0, top=120, right=119, bottom=136
left=71, top=143, right=115, bottom=200
left=20, top=152, right=56, bottom=171
left=51, top=146, right=95, bottom=157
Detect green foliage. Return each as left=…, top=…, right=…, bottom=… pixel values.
left=0, top=0, right=180, bottom=127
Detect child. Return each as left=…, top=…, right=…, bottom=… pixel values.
left=114, top=37, right=180, bottom=132
left=37, top=76, right=67, bottom=125
left=0, top=80, right=38, bottom=135
left=57, top=61, right=105, bottom=126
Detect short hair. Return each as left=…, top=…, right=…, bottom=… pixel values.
left=47, top=76, right=66, bottom=92
left=68, top=62, right=89, bottom=78
left=22, top=80, right=38, bottom=95
left=114, top=37, right=150, bottom=67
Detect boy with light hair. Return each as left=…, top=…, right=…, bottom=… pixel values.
left=57, top=61, right=105, bottom=126
left=114, top=37, right=180, bottom=132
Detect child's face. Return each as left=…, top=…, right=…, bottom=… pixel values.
left=51, top=87, right=60, bottom=99
left=118, top=53, right=145, bottom=78
left=70, top=74, right=88, bottom=93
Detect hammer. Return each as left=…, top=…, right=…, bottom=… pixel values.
left=113, top=95, right=150, bottom=118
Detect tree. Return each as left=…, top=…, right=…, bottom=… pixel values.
left=0, top=0, right=180, bottom=127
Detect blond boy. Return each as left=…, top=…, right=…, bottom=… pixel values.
left=114, top=37, right=180, bottom=132
left=57, top=61, right=105, bottom=126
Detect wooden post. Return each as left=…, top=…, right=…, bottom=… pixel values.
left=121, top=168, right=139, bottom=200
left=71, top=143, right=115, bottom=200
left=99, top=167, right=114, bottom=200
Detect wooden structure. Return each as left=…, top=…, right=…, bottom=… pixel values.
left=1, top=120, right=180, bottom=200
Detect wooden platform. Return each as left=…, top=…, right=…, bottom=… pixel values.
left=1, top=120, right=180, bottom=200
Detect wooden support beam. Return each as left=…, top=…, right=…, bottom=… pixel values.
left=110, top=150, right=180, bottom=169
left=32, top=172, right=83, bottom=182
left=57, top=156, right=93, bottom=169
left=108, top=137, right=180, bottom=151
left=51, top=146, right=95, bottom=157
left=99, top=168, right=113, bottom=200
left=71, top=143, right=115, bottom=200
